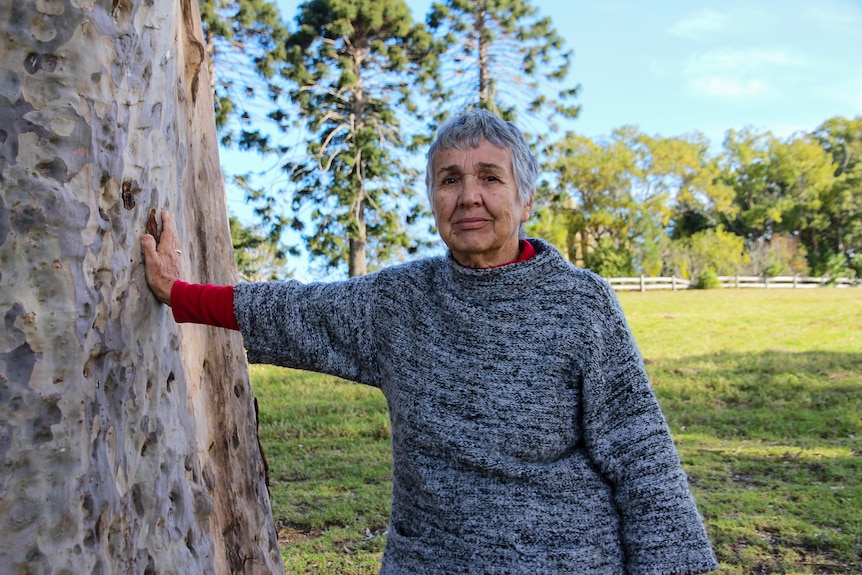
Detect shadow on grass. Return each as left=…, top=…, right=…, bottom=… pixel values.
left=685, top=443, right=861, bottom=573
left=645, top=350, right=862, bottom=572
left=646, top=350, right=862, bottom=443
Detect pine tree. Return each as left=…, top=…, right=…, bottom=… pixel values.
left=427, top=0, right=580, bottom=137
left=270, top=0, right=442, bottom=276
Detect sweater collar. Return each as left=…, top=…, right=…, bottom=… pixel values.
left=443, top=238, right=565, bottom=300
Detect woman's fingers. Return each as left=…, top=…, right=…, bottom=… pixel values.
left=141, top=210, right=182, bottom=305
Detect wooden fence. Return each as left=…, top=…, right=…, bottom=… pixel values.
left=607, top=275, right=859, bottom=292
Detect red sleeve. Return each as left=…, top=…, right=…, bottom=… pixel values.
left=170, top=280, right=239, bottom=331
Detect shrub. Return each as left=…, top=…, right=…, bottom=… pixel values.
left=696, top=267, right=721, bottom=289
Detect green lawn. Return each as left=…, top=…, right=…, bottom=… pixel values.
left=251, top=288, right=862, bottom=574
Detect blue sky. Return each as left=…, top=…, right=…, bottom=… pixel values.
left=228, top=0, right=862, bottom=278
left=535, top=0, right=862, bottom=145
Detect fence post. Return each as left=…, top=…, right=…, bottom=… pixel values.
left=793, top=274, right=798, bottom=288
left=640, top=275, right=646, bottom=292
left=672, top=276, right=678, bottom=291
left=735, top=275, right=740, bottom=289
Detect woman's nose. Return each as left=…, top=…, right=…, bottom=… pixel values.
left=458, top=177, right=482, bottom=207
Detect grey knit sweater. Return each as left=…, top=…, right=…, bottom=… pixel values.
left=233, top=239, right=717, bottom=575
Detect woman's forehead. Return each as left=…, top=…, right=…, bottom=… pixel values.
left=433, top=140, right=513, bottom=171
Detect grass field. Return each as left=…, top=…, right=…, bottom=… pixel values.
left=251, top=288, right=862, bottom=574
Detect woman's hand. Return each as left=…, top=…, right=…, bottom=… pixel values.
left=141, top=210, right=182, bottom=305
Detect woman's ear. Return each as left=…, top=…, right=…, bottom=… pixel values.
left=520, top=192, right=535, bottom=223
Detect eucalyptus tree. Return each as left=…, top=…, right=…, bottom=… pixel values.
left=0, top=0, right=281, bottom=572
left=426, top=0, right=580, bottom=136
left=268, top=0, right=441, bottom=277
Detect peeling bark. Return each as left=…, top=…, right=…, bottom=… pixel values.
left=0, top=1, right=283, bottom=573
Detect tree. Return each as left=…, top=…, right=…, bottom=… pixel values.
left=258, top=0, right=441, bottom=277
left=769, top=135, right=835, bottom=270
left=0, top=1, right=282, bottom=572
left=629, top=132, right=734, bottom=240
left=426, top=0, right=579, bottom=135
left=743, top=235, right=809, bottom=277
left=719, top=128, right=784, bottom=243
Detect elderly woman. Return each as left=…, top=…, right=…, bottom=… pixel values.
left=142, top=109, right=717, bottom=575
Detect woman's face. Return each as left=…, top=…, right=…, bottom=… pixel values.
left=431, top=140, right=532, bottom=268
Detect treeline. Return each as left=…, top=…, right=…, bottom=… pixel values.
left=530, top=117, right=862, bottom=282
left=201, top=1, right=861, bottom=281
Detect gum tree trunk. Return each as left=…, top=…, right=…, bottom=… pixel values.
left=0, top=0, right=283, bottom=573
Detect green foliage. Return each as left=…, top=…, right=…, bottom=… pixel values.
left=814, top=117, right=862, bottom=253
left=252, top=290, right=862, bottom=574
left=524, top=200, right=575, bottom=261
left=849, top=252, right=862, bottom=277
left=719, top=127, right=844, bottom=273
left=815, top=252, right=857, bottom=282
left=540, top=130, right=637, bottom=267
left=528, top=119, right=860, bottom=279
left=744, top=235, right=809, bottom=277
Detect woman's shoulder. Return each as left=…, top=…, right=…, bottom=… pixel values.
left=374, top=254, right=445, bottom=283
left=530, top=239, right=614, bottom=294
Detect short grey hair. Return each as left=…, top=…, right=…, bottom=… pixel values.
left=425, top=109, right=539, bottom=209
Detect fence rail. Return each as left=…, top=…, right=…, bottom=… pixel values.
left=607, top=275, right=859, bottom=291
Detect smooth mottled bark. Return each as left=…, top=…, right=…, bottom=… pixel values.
left=0, top=0, right=283, bottom=573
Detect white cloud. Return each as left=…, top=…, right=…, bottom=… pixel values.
left=668, top=8, right=729, bottom=39
left=693, top=77, right=766, bottom=98
left=687, top=49, right=791, bottom=73
left=682, top=48, right=795, bottom=100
